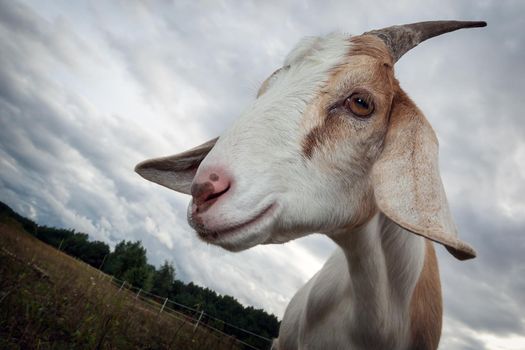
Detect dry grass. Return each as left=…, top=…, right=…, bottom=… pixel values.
left=0, top=217, right=241, bottom=350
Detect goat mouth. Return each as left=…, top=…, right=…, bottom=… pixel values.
left=190, top=203, right=276, bottom=241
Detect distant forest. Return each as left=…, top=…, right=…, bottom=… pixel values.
left=0, top=200, right=279, bottom=345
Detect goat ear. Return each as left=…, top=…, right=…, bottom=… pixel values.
left=371, top=90, right=476, bottom=260
left=135, top=138, right=217, bottom=195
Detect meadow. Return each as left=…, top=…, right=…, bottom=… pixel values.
left=0, top=216, right=243, bottom=349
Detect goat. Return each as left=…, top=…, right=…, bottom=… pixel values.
left=135, top=20, right=486, bottom=350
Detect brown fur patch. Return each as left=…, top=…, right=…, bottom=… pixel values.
left=348, top=35, right=393, bottom=65
left=409, top=240, right=443, bottom=350
left=300, top=94, right=345, bottom=160
left=302, top=124, right=322, bottom=159
left=300, top=35, right=395, bottom=160
left=302, top=117, right=346, bottom=159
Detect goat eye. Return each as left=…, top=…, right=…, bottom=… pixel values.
left=344, top=93, right=374, bottom=117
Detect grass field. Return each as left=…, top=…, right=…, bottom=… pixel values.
left=0, top=216, right=242, bottom=349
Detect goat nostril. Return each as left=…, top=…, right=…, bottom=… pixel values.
left=191, top=182, right=214, bottom=203
left=204, top=184, right=230, bottom=202
left=191, top=180, right=231, bottom=213
left=191, top=169, right=232, bottom=212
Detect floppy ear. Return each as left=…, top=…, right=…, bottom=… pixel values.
left=372, top=89, right=476, bottom=260
left=135, top=138, right=217, bottom=195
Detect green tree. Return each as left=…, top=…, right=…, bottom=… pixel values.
left=37, top=226, right=75, bottom=248
left=104, top=240, right=153, bottom=290
left=62, top=233, right=110, bottom=268
left=151, top=261, right=176, bottom=297
left=122, top=264, right=154, bottom=291
left=79, top=240, right=110, bottom=268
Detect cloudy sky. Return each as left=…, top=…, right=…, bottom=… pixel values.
left=1, top=0, right=524, bottom=349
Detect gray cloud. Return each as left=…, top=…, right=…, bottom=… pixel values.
left=1, top=1, right=524, bottom=349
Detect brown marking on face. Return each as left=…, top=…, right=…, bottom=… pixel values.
left=300, top=84, right=350, bottom=160
left=301, top=125, right=321, bottom=159
left=302, top=114, right=349, bottom=159
left=409, top=240, right=443, bottom=350
left=300, top=36, right=395, bottom=160
left=209, top=173, right=219, bottom=182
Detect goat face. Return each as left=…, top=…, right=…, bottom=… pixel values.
left=136, top=21, right=484, bottom=259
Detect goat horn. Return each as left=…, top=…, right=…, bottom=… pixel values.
left=365, top=20, right=487, bottom=62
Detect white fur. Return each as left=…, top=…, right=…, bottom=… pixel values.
left=192, top=33, right=354, bottom=251
left=277, top=214, right=425, bottom=350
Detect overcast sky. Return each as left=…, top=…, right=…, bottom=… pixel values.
left=1, top=1, right=524, bottom=349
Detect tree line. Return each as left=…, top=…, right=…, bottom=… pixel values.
left=0, top=201, right=279, bottom=348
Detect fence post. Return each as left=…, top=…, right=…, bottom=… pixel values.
left=159, top=297, right=168, bottom=314
left=193, top=310, right=204, bottom=333
left=57, top=239, right=64, bottom=251
left=118, top=280, right=126, bottom=292
left=135, top=288, right=142, bottom=300
left=98, top=253, right=108, bottom=277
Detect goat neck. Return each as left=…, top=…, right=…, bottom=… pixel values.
left=328, top=213, right=439, bottom=349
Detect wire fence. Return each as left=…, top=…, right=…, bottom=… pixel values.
left=74, top=258, right=275, bottom=350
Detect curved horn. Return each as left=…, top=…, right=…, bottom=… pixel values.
left=365, top=20, right=487, bottom=62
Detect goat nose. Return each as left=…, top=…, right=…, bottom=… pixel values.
left=191, top=171, right=231, bottom=213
